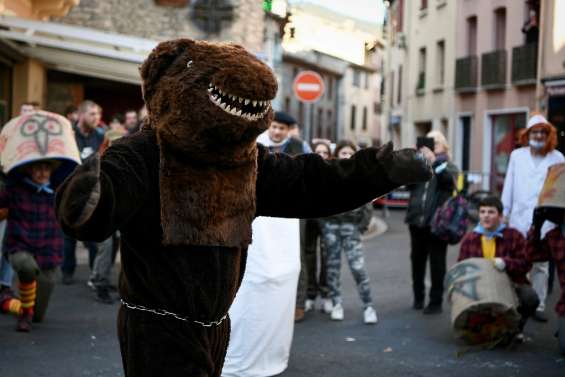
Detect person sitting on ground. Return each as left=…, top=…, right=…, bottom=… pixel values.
left=458, top=196, right=538, bottom=340
left=0, top=160, right=64, bottom=332
left=319, top=140, right=378, bottom=324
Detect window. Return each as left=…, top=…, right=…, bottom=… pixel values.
left=421, top=0, right=428, bottom=10
left=327, top=77, right=333, bottom=100
left=389, top=71, right=395, bottom=106
left=327, top=109, right=334, bottom=139
left=467, top=16, right=477, bottom=56
left=364, top=72, right=370, bottom=89
left=353, top=69, right=361, bottom=87
left=436, top=40, right=445, bottom=86
left=397, top=65, right=403, bottom=104
left=396, top=0, right=404, bottom=33
left=417, top=48, right=426, bottom=90
left=362, top=106, right=368, bottom=131
left=494, top=7, right=506, bottom=50
left=284, top=97, right=291, bottom=113
left=350, top=105, right=357, bottom=131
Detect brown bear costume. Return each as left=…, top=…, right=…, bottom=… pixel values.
left=55, top=39, right=432, bottom=377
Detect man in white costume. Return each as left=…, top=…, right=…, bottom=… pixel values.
left=502, top=114, right=564, bottom=322
left=222, top=113, right=304, bottom=377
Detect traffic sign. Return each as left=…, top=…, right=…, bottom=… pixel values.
left=293, top=71, right=325, bottom=103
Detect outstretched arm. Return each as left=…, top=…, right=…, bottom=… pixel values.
left=256, top=142, right=431, bottom=219
left=56, top=141, right=149, bottom=242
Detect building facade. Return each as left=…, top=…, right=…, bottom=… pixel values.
left=282, top=2, right=383, bottom=145
left=0, top=0, right=281, bottom=122
left=382, top=0, right=456, bottom=154
left=454, top=0, right=538, bottom=193
left=538, top=0, right=565, bottom=153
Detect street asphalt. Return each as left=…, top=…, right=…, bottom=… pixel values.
left=0, top=210, right=563, bottom=377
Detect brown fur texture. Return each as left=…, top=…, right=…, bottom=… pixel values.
left=139, top=39, right=277, bottom=247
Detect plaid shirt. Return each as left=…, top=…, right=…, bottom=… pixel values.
left=0, top=180, right=64, bottom=270
left=458, top=227, right=531, bottom=285
left=527, top=227, right=565, bottom=316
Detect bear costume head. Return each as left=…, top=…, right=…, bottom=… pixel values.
left=140, top=39, right=278, bottom=248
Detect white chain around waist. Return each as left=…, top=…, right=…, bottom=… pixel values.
left=120, top=299, right=228, bottom=328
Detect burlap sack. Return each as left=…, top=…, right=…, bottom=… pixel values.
left=0, top=111, right=80, bottom=185
left=446, top=258, right=520, bottom=344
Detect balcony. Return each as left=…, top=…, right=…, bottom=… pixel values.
left=512, top=43, right=538, bottom=86
left=455, top=55, right=478, bottom=93
left=481, top=50, right=507, bottom=90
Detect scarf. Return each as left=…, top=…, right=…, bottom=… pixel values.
left=473, top=223, right=506, bottom=240
left=24, top=178, right=54, bottom=194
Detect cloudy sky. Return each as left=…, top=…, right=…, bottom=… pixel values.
left=288, top=0, right=386, bottom=24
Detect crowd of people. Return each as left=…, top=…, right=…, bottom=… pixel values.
left=0, top=102, right=563, bottom=367
left=0, top=100, right=146, bottom=332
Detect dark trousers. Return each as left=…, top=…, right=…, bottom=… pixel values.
left=305, top=219, right=329, bottom=300
left=515, top=284, right=540, bottom=331
left=559, top=316, right=565, bottom=355
left=62, top=234, right=98, bottom=276
left=409, top=225, right=448, bottom=306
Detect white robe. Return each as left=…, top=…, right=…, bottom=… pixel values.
left=501, top=147, right=564, bottom=237
left=221, top=216, right=300, bottom=377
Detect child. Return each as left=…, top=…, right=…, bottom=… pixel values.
left=0, top=160, right=64, bottom=331
left=319, top=140, right=377, bottom=324
left=458, top=196, right=538, bottom=338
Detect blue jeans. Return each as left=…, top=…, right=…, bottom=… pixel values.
left=62, top=234, right=98, bottom=276
left=0, top=220, right=13, bottom=287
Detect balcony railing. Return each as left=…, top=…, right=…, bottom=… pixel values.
left=512, top=43, right=538, bottom=85
left=481, top=49, right=507, bottom=89
left=455, top=55, right=478, bottom=92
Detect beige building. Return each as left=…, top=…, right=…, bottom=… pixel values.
left=282, top=2, right=383, bottom=145
left=454, top=0, right=539, bottom=193
left=382, top=0, right=456, bottom=152
left=538, top=0, right=565, bottom=152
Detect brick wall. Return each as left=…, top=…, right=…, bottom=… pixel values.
left=55, top=0, right=265, bottom=52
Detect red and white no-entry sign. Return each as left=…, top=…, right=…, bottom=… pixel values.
left=293, top=71, right=325, bottom=103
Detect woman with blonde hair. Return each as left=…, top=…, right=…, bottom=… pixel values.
left=502, top=113, right=564, bottom=322
left=405, top=130, right=459, bottom=314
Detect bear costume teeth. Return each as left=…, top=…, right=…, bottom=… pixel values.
left=208, top=84, right=271, bottom=121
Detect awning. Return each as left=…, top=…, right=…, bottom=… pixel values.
left=0, top=15, right=160, bottom=84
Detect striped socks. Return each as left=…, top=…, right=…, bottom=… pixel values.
left=19, top=281, right=37, bottom=315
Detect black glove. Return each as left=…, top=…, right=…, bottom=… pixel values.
left=57, top=153, right=101, bottom=228
left=376, top=142, right=433, bottom=186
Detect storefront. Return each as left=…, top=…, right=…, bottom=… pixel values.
left=0, top=15, right=156, bottom=121
left=543, top=78, right=565, bottom=155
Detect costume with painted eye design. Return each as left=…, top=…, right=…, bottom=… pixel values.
left=55, top=38, right=432, bottom=377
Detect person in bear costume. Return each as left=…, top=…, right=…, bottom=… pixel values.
left=55, top=38, right=432, bottom=377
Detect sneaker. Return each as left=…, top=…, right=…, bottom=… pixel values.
left=95, top=286, right=114, bottom=305
left=330, top=303, right=344, bottom=321
left=294, top=308, right=305, bottom=322
left=514, top=333, right=525, bottom=343
left=61, top=274, right=74, bottom=285
left=87, top=279, right=96, bottom=291
left=423, top=303, right=442, bottom=315
left=322, top=298, right=333, bottom=314
left=305, top=299, right=315, bottom=312
left=533, top=310, right=548, bottom=323
left=364, top=306, right=378, bottom=324
left=16, top=311, right=33, bottom=332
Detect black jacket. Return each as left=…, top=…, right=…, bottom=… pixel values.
left=405, top=157, right=458, bottom=228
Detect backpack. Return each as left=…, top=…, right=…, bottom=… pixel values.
left=431, top=194, right=470, bottom=245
